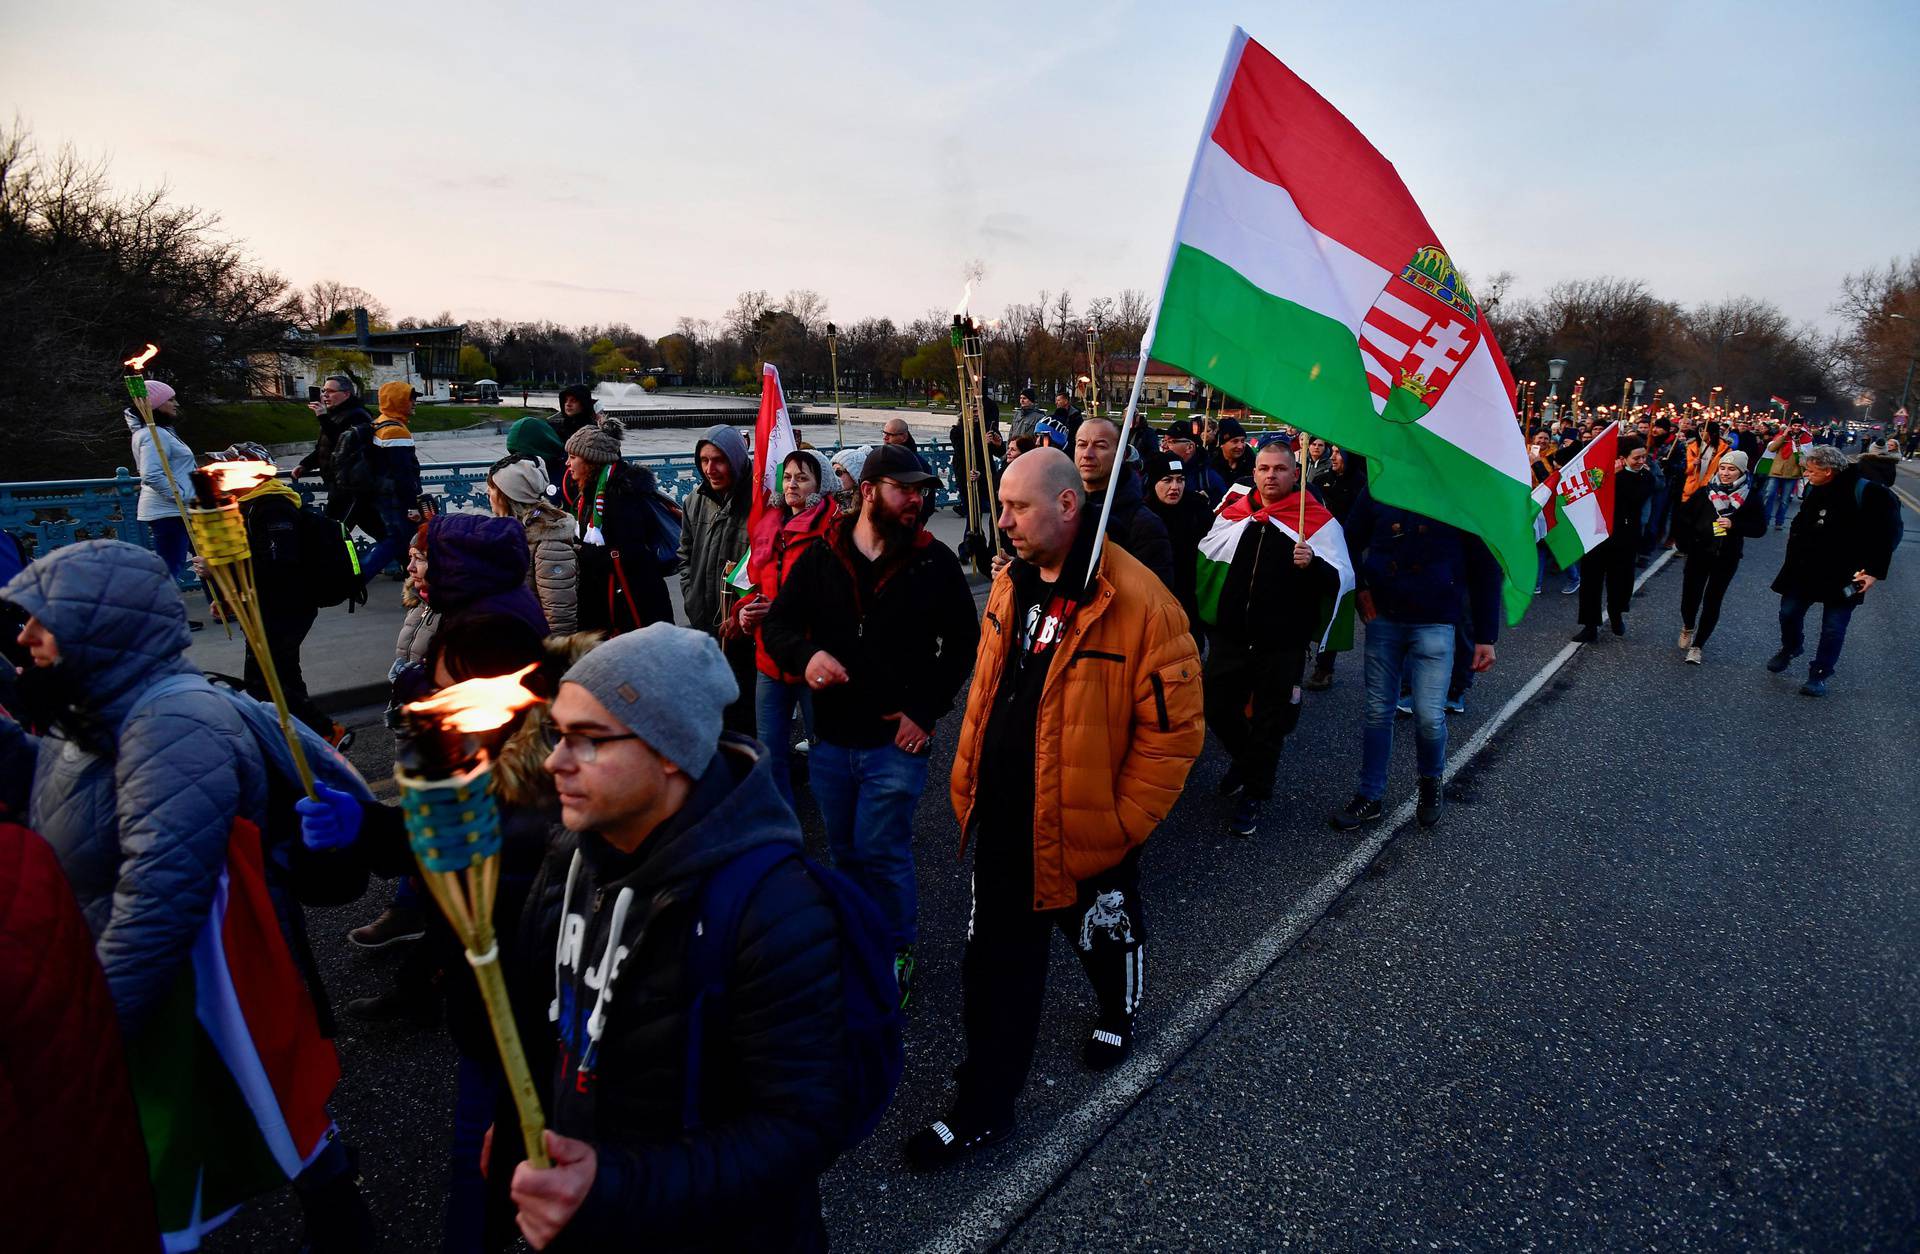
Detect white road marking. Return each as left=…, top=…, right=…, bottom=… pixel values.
left=915, top=549, right=1676, bottom=1254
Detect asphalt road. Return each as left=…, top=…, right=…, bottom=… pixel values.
left=209, top=477, right=1919, bottom=1252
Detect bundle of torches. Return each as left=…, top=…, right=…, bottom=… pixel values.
left=395, top=667, right=552, bottom=1169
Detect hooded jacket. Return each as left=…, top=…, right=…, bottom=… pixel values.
left=508, top=416, right=569, bottom=487
left=0, top=541, right=270, bottom=1034
left=554, top=385, right=598, bottom=441
left=573, top=459, right=674, bottom=636
left=1086, top=465, right=1176, bottom=591
left=502, top=737, right=846, bottom=1252
left=743, top=494, right=840, bottom=682
left=372, top=381, right=424, bottom=501
left=425, top=513, right=551, bottom=636
left=761, top=514, right=980, bottom=748
left=679, top=424, right=753, bottom=635
left=950, top=528, right=1203, bottom=910
left=124, top=410, right=196, bottom=523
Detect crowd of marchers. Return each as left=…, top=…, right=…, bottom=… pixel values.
left=0, top=376, right=1903, bottom=1253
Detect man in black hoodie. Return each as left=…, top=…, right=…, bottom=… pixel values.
left=762, top=444, right=979, bottom=1005
left=1074, top=415, right=1176, bottom=591
left=552, top=384, right=598, bottom=442
left=500, top=624, right=848, bottom=1252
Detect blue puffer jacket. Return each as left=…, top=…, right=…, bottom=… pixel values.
left=0, top=541, right=269, bottom=1036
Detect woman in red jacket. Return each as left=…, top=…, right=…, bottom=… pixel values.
left=736, top=448, right=839, bottom=813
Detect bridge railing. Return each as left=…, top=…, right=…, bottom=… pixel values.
left=0, top=442, right=961, bottom=576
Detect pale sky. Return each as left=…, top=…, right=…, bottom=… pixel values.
left=4, top=0, right=1913, bottom=335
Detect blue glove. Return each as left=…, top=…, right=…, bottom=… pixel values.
left=296, top=782, right=364, bottom=851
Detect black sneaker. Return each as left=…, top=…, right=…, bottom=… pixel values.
left=1329, top=794, right=1384, bottom=831
left=1765, top=648, right=1799, bottom=674
left=1609, top=615, right=1626, bottom=636
left=1569, top=625, right=1598, bottom=643
left=187, top=619, right=205, bottom=632
left=1083, top=1018, right=1134, bottom=1070
left=902, top=1113, right=1013, bottom=1170
left=1229, top=796, right=1262, bottom=838
left=1416, top=777, right=1444, bottom=828
left=347, top=906, right=428, bottom=951
left=1217, top=763, right=1245, bottom=798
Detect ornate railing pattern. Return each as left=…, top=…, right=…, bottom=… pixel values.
left=0, top=443, right=961, bottom=572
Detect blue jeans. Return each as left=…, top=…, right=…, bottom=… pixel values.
left=754, top=673, right=816, bottom=815
left=1778, top=594, right=1855, bottom=679
left=1762, top=476, right=1795, bottom=527
left=1359, top=620, right=1454, bottom=800
left=148, top=515, right=190, bottom=582
left=810, top=740, right=928, bottom=949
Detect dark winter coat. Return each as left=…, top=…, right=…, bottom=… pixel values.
left=762, top=515, right=979, bottom=748
left=1208, top=511, right=1339, bottom=650
left=425, top=512, right=551, bottom=636
left=296, top=398, right=374, bottom=489
left=1087, top=467, right=1176, bottom=591
left=679, top=425, right=754, bottom=635
left=1610, top=466, right=1655, bottom=546
left=0, top=821, right=160, bottom=1254
left=575, top=460, right=674, bottom=635
left=554, top=385, right=598, bottom=441
left=1771, top=466, right=1901, bottom=604
left=501, top=738, right=846, bottom=1253
left=1343, top=493, right=1502, bottom=643
left=1144, top=487, right=1211, bottom=631
left=1676, top=476, right=1768, bottom=565
left=0, top=541, right=270, bottom=1035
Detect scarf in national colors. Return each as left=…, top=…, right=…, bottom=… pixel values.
left=579, top=465, right=610, bottom=546
left=1706, top=475, right=1748, bottom=518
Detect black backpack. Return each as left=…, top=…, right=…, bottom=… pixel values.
left=295, top=506, right=369, bottom=611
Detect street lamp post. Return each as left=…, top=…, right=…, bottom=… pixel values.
left=826, top=322, right=844, bottom=448
left=1543, top=358, right=1567, bottom=429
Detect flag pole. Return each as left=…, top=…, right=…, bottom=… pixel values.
left=1086, top=26, right=1248, bottom=588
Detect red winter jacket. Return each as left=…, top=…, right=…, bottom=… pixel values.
left=740, top=496, right=839, bottom=681
left=0, top=823, right=159, bottom=1253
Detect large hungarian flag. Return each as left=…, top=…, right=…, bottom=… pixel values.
left=750, top=363, right=796, bottom=535
left=1195, top=485, right=1356, bottom=646
left=1149, top=28, right=1535, bottom=623
left=1535, top=421, right=1619, bottom=569
left=129, top=819, right=339, bottom=1251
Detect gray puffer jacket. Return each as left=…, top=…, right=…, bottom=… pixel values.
left=521, top=504, right=579, bottom=635
left=678, top=424, right=753, bottom=635
left=0, top=541, right=269, bottom=1035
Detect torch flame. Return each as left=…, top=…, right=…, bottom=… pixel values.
left=404, top=663, right=543, bottom=734
left=204, top=460, right=281, bottom=495
left=125, top=344, right=160, bottom=371
left=952, top=278, right=973, bottom=318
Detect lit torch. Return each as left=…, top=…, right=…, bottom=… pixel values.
left=124, top=344, right=194, bottom=528
left=185, top=461, right=319, bottom=794
left=396, top=665, right=551, bottom=1169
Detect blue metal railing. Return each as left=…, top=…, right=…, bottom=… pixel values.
left=0, top=443, right=961, bottom=567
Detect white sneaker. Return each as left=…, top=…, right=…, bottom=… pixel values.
left=1684, top=646, right=1703, bottom=665
left=1677, top=627, right=1693, bottom=649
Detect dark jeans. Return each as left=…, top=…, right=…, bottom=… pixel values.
left=1203, top=634, right=1306, bottom=801
left=1680, top=552, right=1740, bottom=647
left=148, top=515, right=191, bottom=582
left=811, top=739, right=929, bottom=949
left=720, top=635, right=758, bottom=737
left=443, top=1054, right=515, bottom=1254
left=244, top=606, right=330, bottom=736
left=1778, top=594, right=1855, bottom=679
left=1578, top=536, right=1636, bottom=626
left=955, top=843, right=1145, bottom=1125
left=754, top=672, right=816, bottom=816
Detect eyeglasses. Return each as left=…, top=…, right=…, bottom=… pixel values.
left=320, top=387, right=346, bottom=396
left=541, top=724, right=640, bottom=763
left=879, top=478, right=930, bottom=497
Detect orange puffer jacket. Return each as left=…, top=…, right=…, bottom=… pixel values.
left=950, top=541, right=1204, bottom=910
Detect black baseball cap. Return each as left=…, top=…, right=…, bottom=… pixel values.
left=859, top=443, right=939, bottom=486
left=1163, top=419, right=1199, bottom=443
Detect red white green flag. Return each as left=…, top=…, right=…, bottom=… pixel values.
left=1535, top=421, right=1619, bottom=569
left=130, top=820, right=339, bottom=1250
left=1195, top=485, right=1355, bottom=645
left=1146, top=28, right=1535, bottom=623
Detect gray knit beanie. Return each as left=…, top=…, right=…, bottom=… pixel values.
left=565, top=417, right=624, bottom=465
left=559, top=622, right=738, bottom=775
left=490, top=457, right=550, bottom=506
left=831, top=445, right=872, bottom=484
